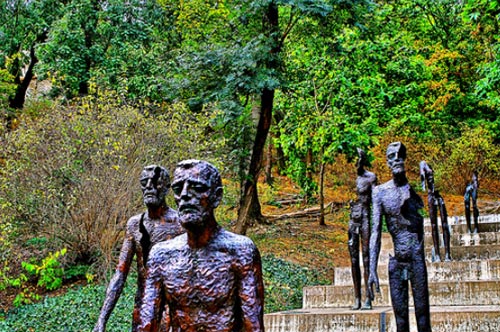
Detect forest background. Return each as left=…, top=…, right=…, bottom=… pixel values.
left=1, top=0, right=500, bottom=331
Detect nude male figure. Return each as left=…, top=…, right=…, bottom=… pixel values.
left=419, top=161, right=451, bottom=262
left=94, top=165, right=184, bottom=332
left=369, top=142, right=432, bottom=332
left=348, top=148, right=377, bottom=310
left=139, top=159, right=264, bottom=332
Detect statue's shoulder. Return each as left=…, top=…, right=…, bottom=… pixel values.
left=164, top=206, right=179, bottom=222
left=125, top=213, right=144, bottom=230
left=373, top=180, right=395, bottom=198
left=220, top=228, right=255, bottom=247
left=150, top=234, right=187, bottom=255
left=215, top=229, right=260, bottom=265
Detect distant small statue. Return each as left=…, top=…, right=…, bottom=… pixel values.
left=369, top=142, right=432, bottom=332
left=348, top=148, right=377, bottom=310
left=464, top=171, right=479, bottom=234
left=419, top=161, right=452, bottom=262
left=139, top=160, right=265, bottom=332
left=93, top=165, right=184, bottom=332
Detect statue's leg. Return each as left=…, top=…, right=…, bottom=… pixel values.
left=428, top=196, right=441, bottom=262
left=438, top=200, right=452, bottom=261
left=472, top=201, right=479, bottom=233
left=360, top=210, right=372, bottom=310
left=348, top=223, right=361, bottom=310
left=389, top=257, right=410, bottom=332
left=410, top=253, right=432, bottom=332
left=464, top=201, right=472, bottom=233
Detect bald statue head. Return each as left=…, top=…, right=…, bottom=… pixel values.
left=386, top=142, right=406, bottom=176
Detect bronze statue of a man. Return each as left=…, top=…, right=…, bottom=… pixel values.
left=368, top=142, right=432, bottom=332
left=419, top=161, right=451, bottom=262
left=348, top=148, right=377, bottom=310
left=464, top=171, right=479, bottom=234
left=94, top=165, right=184, bottom=332
left=139, top=160, right=265, bottom=332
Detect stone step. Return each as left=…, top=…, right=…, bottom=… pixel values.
left=424, top=215, right=500, bottom=234
left=303, top=280, right=500, bottom=308
left=374, top=243, right=500, bottom=265
left=378, top=231, right=500, bottom=252
left=334, top=259, right=500, bottom=286
left=264, top=305, right=500, bottom=332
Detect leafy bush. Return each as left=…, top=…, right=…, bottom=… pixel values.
left=22, top=249, right=66, bottom=291
left=262, top=254, right=329, bottom=313
left=0, top=255, right=327, bottom=330
left=0, top=90, right=225, bottom=278
left=436, top=124, right=500, bottom=194
left=0, top=281, right=135, bottom=332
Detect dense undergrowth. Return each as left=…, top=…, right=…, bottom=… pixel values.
left=0, top=254, right=329, bottom=331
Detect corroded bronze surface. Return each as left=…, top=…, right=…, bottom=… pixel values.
left=464, top=172, right=479, bottom=234
left=94, top=165, right=184, bottom=332
left=139, top=160, right=264, bottom=332
left=420, top=161, right=452, bottom=262
left=369, top=142, right=432, bottom=332
left=348, top=148, right=377, bottom=310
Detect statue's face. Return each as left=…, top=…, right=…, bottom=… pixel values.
left=140, top=166, right=169, bottom=208
left=171, top=162, right=222, bottom=231
left=386, top=142, right=406, bottom=176
left=356, top=148, right=367, bottom=168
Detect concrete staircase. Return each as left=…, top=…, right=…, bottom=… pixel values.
left=264, top=214, right=500, bottom=332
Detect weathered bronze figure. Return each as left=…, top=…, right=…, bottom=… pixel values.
left=94, top=165, right=184, bottom=332
left=348, top=148, right=377, bottom=310
left=419, top=161, right=452, bottom=262
left=368, top=142, right=432, bottom=332
left=464, top=171, right=479, bottom=234
left=139, top=160, right=265, bottom=332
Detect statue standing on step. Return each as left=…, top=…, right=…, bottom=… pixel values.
left=139, top=160, right=265, bottom=332
left=348, top=148, right=377, bottom=310
left=368, top=142, right=432, bottom=332
left=464, top=171, right=479, bottom=234
left=93, top=165, right=184, bottom=332
left=419, top=161, right=452, bottom=262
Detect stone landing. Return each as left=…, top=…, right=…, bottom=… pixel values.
left=264, top=214, right=500, bottom=332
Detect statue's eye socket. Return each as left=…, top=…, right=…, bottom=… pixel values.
left=171, top=184, right=182, bottom=195
left=192, top=184, right=209, bottom=192
left=388, top=153, right=396, bottom=159
left=140, top=179, right=148, bottom=187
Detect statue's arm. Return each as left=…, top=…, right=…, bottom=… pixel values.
left=368, top=187, right=383, bottom=297
left=94, top=225, right=135, bottom=332
left=239, top=244, right=265, bottom=332
left=139, top=249, right=164, bottom=332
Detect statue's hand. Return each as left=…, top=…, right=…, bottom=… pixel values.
left=368, top=271, right=380, bottom=300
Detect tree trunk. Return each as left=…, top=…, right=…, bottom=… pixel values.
left=318, top=156, right=326, bottom=226
left=273, top=109, right=286, bottom=175
left=234, top=88, right=274, bottom=235
left=264, top=138, right=273, bottom=185
left=9, top=45, right=38, bottom=110
left=233, top=2, right=280, bottom=235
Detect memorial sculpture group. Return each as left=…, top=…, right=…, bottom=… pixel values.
left=348, top=142, right=480, bottom=332
left=94, top=160, right=264, bottom=332
left=93, top=145, right=480, bottom=332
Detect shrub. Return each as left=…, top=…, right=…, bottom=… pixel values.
left=22, top=249, right=66, bottom=291
left=0, top=90, right=226, bottom=278
left=262, top=254, right=329, bottom=313
left=0, top=281, right=135, bottom=331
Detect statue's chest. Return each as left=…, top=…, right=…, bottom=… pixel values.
left=163, top=250, right=236, bottom=306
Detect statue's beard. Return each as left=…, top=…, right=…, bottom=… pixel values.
left=179, top=206, right=210, bottom=231
left=143, top=191, right=165, bottom=208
